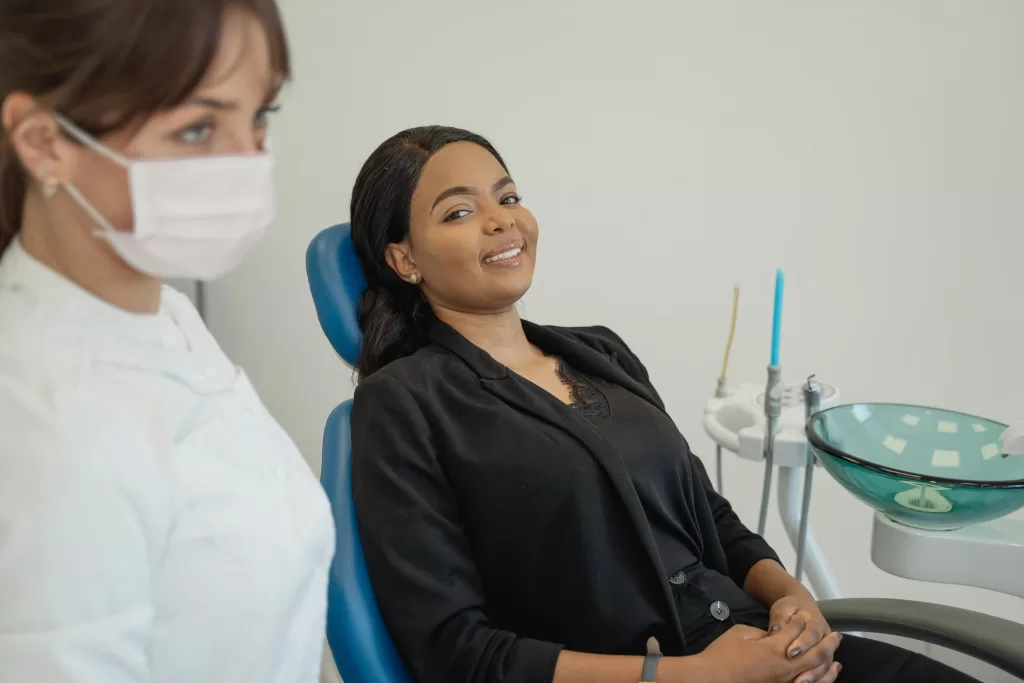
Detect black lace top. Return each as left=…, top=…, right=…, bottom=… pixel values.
left=555, top=358, right=611, bottom=419
left=554, top=357, right=703, bottom=575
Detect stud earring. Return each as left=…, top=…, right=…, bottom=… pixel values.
left=38, top=169, right=58, bottom=199
left=409, top=274, right=420, bottom=284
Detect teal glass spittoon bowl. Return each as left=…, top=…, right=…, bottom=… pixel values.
left=806, top=404, right=1024, bottom=531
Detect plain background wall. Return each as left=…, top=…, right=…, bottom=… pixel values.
left=207, top=1, right=1024, bottom=679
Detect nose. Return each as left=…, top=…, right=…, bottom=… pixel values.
left=220, top=136, right=262, bottom=155
left=483, top=204, right=515, bottom=235
left=222, top=122, right=266, bottom=155
left=240, top=132, right=265, bottom=155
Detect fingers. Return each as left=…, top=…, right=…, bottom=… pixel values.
left=791, top=661, right=827, bottom=683
left=768, top=613, right=806, bottom=652
left=820, top=662, right=842, bottom=683
left=792, top=632, right=842, bottom=672
left=784, top=612, right=828, bottom=659
left=791, top=658, right=842, bottom=683
left=770, top=602, right=800, bottom=634
left=731, top=624, right=769, bottom=641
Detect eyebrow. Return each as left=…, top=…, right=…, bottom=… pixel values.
left=493, top=176, right=514, bottom=192
left=431, top=176, right=516, bottom=211
left=184, top=84, right=281, bottom=112
left=185, top=96, right=239, bottom=111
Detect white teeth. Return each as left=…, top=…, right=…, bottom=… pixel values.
left=483, top=247, right=522, bottom=264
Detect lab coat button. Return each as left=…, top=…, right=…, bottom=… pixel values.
left=710, top=601, right=730, bottom=621
left=668, top=571, right=687, bottom=585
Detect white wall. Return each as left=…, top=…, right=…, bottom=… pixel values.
left=209, top=1, right=1024, bottom=679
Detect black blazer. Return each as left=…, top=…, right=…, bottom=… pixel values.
left=351, top=322, right=780, bottom=683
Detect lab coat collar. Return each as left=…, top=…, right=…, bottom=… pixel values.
left=0, top=239, right=237, bottom=394
left=0, top=238, right=172, bottom=347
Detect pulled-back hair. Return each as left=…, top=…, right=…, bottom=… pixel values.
left=349, top=126, right=509, bottom=380
left=0, top=0, right=290, bottom=256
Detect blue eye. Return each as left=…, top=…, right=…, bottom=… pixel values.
left=444, top=209, right=471, bottom=223
left=176, top=121, right=214, bottom=145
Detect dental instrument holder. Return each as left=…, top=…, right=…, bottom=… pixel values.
left=703, top=380, right=842, bottom=599
left=757, top=365, right=783, bottom=536
left=795, top=377, right=821, bottom=581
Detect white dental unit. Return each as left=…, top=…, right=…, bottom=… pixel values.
left=702, top=275, right=1024, bottom=605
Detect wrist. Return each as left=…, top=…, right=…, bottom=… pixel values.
left=745, top=559, right=800, bottom=607
left=783, top=581, right=818, bottom=608
left=782, top=580, right=814, bottom=602
left=659, top=654, right=714, bottom=683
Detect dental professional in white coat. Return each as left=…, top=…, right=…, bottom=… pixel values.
left=0, top=2, right=335, bottom=681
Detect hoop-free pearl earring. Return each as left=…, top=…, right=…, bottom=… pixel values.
left=38, top=169, right=58, bottom=199
left=409, top=274, right=420, bottom=284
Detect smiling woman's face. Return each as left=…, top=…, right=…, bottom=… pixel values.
left=386, top=141, right=539, bottom=316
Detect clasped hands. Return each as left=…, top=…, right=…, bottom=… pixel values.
left=690, top=594, right=843, bottom=683
left=767, top=595, right=841, bottom=682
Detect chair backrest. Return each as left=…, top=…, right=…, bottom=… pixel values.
left=307, top=222, right=367, bottom=366
left=306, top=224, right=413, bottom=683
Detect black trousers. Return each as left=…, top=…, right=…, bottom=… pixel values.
left=671, top=566, right=981, bottom=683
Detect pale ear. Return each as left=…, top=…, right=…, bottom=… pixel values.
left=1, top=93, right=74, bottom=189
left=384, top=240, right=421, bottom=284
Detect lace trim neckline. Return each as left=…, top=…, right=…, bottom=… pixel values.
left=554, top=357, right=611, bottom=419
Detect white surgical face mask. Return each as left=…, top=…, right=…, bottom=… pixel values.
left=53, top=113, right=275, bottom=281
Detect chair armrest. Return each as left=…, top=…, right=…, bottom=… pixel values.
left=818, top=598, right=1024, bottom=680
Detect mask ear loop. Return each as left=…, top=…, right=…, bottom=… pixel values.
left=51, top=113, right=131, bottom=167
left=61, top=182, right=121, bottom=236
left=49, top=113, right=132, bottom=238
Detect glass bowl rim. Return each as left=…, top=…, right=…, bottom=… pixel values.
left=805, top=402, right=1024, bottom=489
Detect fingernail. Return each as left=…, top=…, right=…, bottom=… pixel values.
left=789, top=648, right=802, bottom=659
left=837, top=663, right=844, bottom=675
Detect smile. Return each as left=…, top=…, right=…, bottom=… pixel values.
left=482, top=245, right=524, bottom=264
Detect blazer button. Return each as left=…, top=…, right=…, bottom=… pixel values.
left=668, top=570, right=687, bottom=585
left=710, top=601, right=731, bottom=621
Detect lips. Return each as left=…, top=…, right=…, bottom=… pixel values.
left=482, top=241, right=525, bottom=264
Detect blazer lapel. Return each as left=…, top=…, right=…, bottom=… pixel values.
left=521, top=322, right=665, bottom=412
left=429, top=321, right=685, bottom=641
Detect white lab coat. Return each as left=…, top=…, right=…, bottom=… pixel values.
left=0, top=240, right=336, bottom=682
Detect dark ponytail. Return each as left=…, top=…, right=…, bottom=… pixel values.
left=350, top=125, right=509, bottom=380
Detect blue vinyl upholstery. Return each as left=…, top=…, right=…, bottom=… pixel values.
left=307, top=222, right=366, bottom=366
left=307, top=224, right=413, bottom=683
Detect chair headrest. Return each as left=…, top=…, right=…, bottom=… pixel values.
left=306, top=223, right=366, bottom=367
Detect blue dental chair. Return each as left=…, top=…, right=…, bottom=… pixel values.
left=306, top=223, right=414, bottom=683
left=306, top=223, right=1024, bottom=683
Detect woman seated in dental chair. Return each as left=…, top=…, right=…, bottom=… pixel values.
left=348, top=126, right=977, bottom=683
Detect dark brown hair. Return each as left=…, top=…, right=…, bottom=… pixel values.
left=0, top=0, right=290, bottom=256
